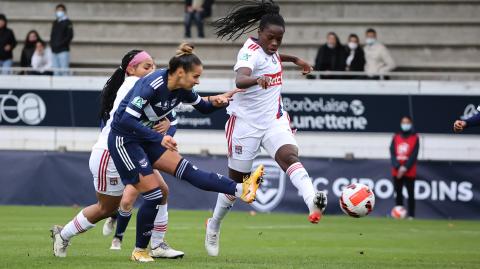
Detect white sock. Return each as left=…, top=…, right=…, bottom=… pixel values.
left=287, top=162, right=316, bottom=213
left=234, top=183, right=243, bottom=198
left=209, top=193, right=236, bottom=232
left=151, top=204, right=168, bottom=249
left=60, top=210, right=95, bottom=241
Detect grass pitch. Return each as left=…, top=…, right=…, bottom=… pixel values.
left=0, top=206, right=479, bottom=269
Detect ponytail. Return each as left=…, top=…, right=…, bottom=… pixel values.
left=99, top=49, right=142, bottom=123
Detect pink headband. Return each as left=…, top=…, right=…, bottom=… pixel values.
left=127, top=51, right=152, bottom=68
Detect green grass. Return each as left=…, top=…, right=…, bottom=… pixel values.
left=0, top=206, right=479, bottom=269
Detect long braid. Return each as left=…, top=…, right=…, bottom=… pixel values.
left=99, top=49, right=142, bottom=123
left=212, top=0, right=284, bottom=41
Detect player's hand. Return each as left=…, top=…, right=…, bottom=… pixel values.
left=221, top=88, right=246, bottom=100
left=161, top=135, right=178, bottom=152
left=4, top=44, right=12, bottom=52
left=453, top=120, right=467, bottom=133
left=396, top=165, right=407, bottom=179
left=294, top=58, right=313, bottom=75
left=153, top=118, right=171, bottom=134
left=256, top=76, right=272, bottom=89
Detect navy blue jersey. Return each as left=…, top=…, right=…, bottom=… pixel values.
left=111, top=69, right=201, bottom=142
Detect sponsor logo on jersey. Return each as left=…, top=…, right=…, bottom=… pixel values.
left=264, top=71, right=283, bottom=87
left=251, top=159, right=286, bottom=212
left=131, top=96, right=146, bottom=109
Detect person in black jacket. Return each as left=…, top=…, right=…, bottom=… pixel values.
left=313, top=32, right=346, bottom=79
left=0, top=14, right=17, bottom=75
left=20, top=30, right=41, bottom=74
left=50, top=4, right=73, bottom=76
left=344, top=33, right=366, bottom=79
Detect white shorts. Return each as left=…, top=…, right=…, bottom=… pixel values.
left=89, top=148, right=125, bottom=196
left=226, top=113, right=298, bottom=173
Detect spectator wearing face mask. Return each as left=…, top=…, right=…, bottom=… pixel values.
left=21, top=30, right=41, bottom=74
left=390, top=116, right=419, bottom=219
left=364, top=28, right=395, bottom=79
left=344, top=33, right=366, bottom=79
left=50, top=4, right=74, bottom=76
left=0, top=14, right=17, bottom=75
left=312, top=32, right=347, bottom=79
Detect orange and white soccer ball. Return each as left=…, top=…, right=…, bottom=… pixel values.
left=391, top=206, right=407, bottom=219
left=339, top=183, right=375, bottom=218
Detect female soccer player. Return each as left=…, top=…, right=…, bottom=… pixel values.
left=106, top=43, right=264, bottom=262
left=204, top=0, right=328, bottom=256
left=51, top=50, right=184, bottom=259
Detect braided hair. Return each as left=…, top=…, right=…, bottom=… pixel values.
left=212, top=0, right=285, bottom=41
left=99, top=49, right=142, bottom=123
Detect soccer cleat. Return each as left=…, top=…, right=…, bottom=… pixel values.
left=205, top=218, right=220, bottom=256
left=130, top=249, right=154, bottom=263
left=102, top=217, right=116, bottom=236
left=309, top=191, right=328, bottom=224
left=240, top=164, right=264, bottom=203
left=50, top=225, right=69, bottom=258
left=110, top=237, right=122, bottom=250
left=150, top=241, right=184, bottom=259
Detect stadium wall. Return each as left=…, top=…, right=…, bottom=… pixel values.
left=0, top=76, right=479, bottom=161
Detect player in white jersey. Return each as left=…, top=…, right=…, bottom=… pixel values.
left=205, top=0, right=328, bottom=256
left=51, top=50, right=183, bottom=259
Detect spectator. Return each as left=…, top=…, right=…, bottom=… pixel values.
left=313, top=32, right=346, bottom=79
left=0, top=14, right=17, bottom=75
left=31, top=40, right=53, bottom=75
left=184, top=0, right=205, bottom=38
left=344, top=33, right=366, bottom=79
left=50, top=4, right=73, bottom=76
left=21, top=30, right=41, bottom=74
left=201, top=0, right=215, bottom=19
left=390, top=116, right=419, bottom=219
left=364, top=28, right=395, bottom=79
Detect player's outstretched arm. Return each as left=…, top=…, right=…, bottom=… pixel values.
left=454, top=112, right=480, bottom=133
left=280, top=53, right=313, bottom=75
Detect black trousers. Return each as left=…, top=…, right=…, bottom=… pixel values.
left=394, top=176, right=415, bottom=217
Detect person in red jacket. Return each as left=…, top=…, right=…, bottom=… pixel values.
left=390, top=116, right=419, bottom=219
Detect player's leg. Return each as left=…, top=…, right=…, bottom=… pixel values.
left=405, top=177, right=415, bottom=218
left=262, top=115, right=327, bottom=223
left=206, top=115, right=260, bottom=256
left=103, top=213, right=117, bottom=236
left=110, top=184, right=139, bottom=250
left=151, top=150, right=263, bottom=203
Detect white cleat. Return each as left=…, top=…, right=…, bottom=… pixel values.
left=110, top=237, right=122, bottom=250
left=205, top=218, right=220, bottom=257
left=50, top=225, right=69, bottom=258
left=102, top=217, right=116, bottom=236
left=150, top=241, right=184, bottom=259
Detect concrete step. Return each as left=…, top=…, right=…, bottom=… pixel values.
left=8, top=17, right=480, bottom=44
left=2, top=0, right=480, bottom=19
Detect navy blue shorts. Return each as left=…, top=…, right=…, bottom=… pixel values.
left=107, top=132, right=167, bottom=185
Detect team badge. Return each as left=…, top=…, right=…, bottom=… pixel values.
left=235, top=145, right=243, bottom=155
left=139, top=158, right=148, bottom=168
left=110, top=178, right=119, bottom=186
left=251, top=159, right=286, bottom=212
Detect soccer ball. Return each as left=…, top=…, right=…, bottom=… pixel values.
left=391, top=206, right=407, bottom=219
left=339, top=183, right=375, bottom=218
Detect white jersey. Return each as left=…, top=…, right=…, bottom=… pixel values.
left=92, top=76, right=140, bottom=150
left=229, top=37, right=284, bottom=130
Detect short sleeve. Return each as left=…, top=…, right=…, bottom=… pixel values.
left=234, top=47, right=257, bottom=72
left=125, top=81, right=154, bottom=118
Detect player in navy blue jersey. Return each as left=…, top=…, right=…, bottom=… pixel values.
left=107, top=43, right=264, bottom=262
left=51, top=50, right=182, bottom=259
left=454, top=107, right=480, bottom=132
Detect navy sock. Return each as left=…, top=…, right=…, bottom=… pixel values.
left=114, top=209, right=132, bottom=241
left=136, top=188, right=163, bottom=249
left=175, top=159, right=237, bottom=195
